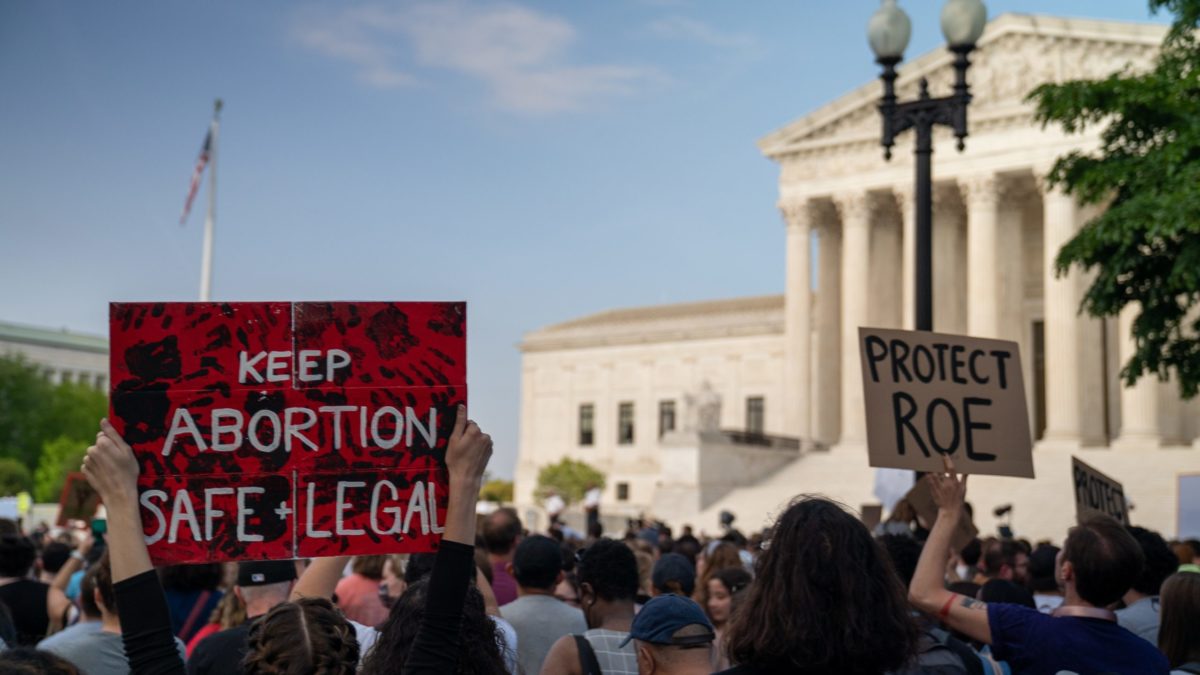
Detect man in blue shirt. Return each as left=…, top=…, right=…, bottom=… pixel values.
left=909, top=456, right=1169, bottom=675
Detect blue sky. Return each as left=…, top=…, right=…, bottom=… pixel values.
left=0, top=1, right=1163, bottom=478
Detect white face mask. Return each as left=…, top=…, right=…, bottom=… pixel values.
left=956, top=564, right=971, bottom=580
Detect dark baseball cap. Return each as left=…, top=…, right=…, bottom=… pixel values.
left=237, top=560, right=298, bottom=587
left=620, top=594, right=714, bottom=647
left=651, top=553, right=695, bottom=596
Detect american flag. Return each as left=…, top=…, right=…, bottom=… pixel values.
left=180, top=127, right=212, bottom=225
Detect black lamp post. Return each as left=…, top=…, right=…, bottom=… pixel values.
left=868, top=0, right=987, bottom=332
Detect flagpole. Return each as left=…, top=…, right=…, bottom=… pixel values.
left=199, top=98, right=223, bottom=302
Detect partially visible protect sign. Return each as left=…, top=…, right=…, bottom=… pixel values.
left=1072, top=457, right=1129, bottom=526
left=859, top=327, right=1034, bottom=478
left=109, top=302, right=465, bottom=564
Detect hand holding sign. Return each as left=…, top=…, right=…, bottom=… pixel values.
left=859, top=327, right=1034, bottom=478
left=446, top=405, right=492, bottom=489
left=83, top=419, right=139, bottom=510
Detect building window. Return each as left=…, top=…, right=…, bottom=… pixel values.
left=658, top=400, right=676, bottom=437
left=618, top=402, right=635, bottom=445
left=616, top=482, right=630, bottom=501
left=746, top=396, right=765, bottom=435
left=579, top=404, right=594, bottom=446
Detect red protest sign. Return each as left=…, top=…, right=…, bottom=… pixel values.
left=109, top=302, right=465, bottom=564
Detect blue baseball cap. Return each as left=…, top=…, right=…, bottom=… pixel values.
left=619, top=594, right=715, bottom=648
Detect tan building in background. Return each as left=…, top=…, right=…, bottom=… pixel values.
left=515, top=15, right=1200, bottom=541
left=0, top=320, right=108, bottom=390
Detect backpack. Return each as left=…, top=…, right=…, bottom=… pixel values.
left=889, top=627, right=979, bottom=675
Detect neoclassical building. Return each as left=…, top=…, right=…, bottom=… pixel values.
left=0, top=320, right=108, bottom=389
left=516, top=15, right=1200, bottom=540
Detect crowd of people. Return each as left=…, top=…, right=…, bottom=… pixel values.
left=0, top=417, right=1197, bottom=674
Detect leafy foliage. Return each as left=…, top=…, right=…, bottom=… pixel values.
left=1028, top=0, right=1200, bottom=397
left=0, top=355, right=107, bottom=479
left=0, top=458, right=32, bottom=497
left=34, top=436, right=89, bottom=502
left=535, top=458, right=605, bottom=505
left=479, top=478, right=514, bottom=503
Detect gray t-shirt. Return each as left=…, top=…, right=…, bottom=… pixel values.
left=500, top=594, right=587, bottom=675
left=1115, top=595, right=1160, bottom=645
left=38, top=622, right=187, bottom=675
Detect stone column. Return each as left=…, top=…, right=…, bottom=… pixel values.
left=894, top=185, right=916, bottom=330
left=1113, top=302, right=1161, bottom=444
left=781, top=199, right=813, bottom=441
left=813, top=209, right=842, bottom=446
left=933, top=185, right=967, bottom=334
left=835, top=192, right=872, bottom=445
left=962, top=174, right=1001, bottom=338
left=1040, top=180, right=1082, bottom=444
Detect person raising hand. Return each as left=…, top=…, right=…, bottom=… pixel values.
left=908, top=455, right=1168, bottom=675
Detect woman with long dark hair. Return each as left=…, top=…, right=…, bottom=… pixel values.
left=716, top=496, right=919, bottom=674
left=360, top=579, right=507, bottom=674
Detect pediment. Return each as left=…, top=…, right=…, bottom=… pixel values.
left=759, top=14, right=1164, bottom=159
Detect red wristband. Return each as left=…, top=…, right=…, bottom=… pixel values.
left=938, top=593, right=959, bottom=621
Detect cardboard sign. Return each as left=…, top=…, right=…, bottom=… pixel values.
left=109, top=302, right=466, bottom=564
left=56, top=472, right=101, bottom=526
left=859, top=327, right=1034, bottom=478
left=1072, top=457, right=1129, bottom=526
left=904, top=477, right=979, bottom=552
left=860, top=504, right=883, bottom=532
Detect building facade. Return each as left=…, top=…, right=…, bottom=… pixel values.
left=516, top=15, right=1200, bottom=540
left=0, top=320, right=108, bottom=389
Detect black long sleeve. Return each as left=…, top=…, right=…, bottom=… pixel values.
left=402, top=540, right=476, bottom=674
left=114, top=570, right=187, bottom=675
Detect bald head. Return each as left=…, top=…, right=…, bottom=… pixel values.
left=482, top=507, right=522, bottom=556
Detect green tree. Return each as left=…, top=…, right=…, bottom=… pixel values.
left=0, top=355, right=55, bottom=470
left=479, top=478, right=514, bottom=503
left=34, top=435, right=89, bottom=502
left=0, top=458, right=33, bottom=496
left=0, top=355, right=107, bottom=473
left=535, top=458, right=605, bottom=505
left=1029, top=0, right=1200, bottom=397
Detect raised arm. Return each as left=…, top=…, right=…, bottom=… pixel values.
left=84, top=420, right=151, bottom=583
left=402, top=405, right=492, bottom=675
left=290, top=556, right=350, bottom=602
left=908, top=456, right=992, bottom=645
left=51, top=532, right=92, bottom=592
left=84, top=418, right=186, bottom=675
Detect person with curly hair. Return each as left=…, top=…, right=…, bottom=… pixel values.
left=715, top=497, right=919, bottom=674
left=540, top=538, right=642, bottom=675
left=241, top=597, right=359, bottom=675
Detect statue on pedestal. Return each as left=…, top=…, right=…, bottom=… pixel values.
left=684, top=380, right=722, bottom=432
